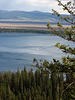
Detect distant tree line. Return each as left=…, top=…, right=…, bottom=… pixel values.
left=0, top=28, right=52, bottom=34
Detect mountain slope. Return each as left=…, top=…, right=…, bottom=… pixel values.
left=0, top=10, right=71, bottom=25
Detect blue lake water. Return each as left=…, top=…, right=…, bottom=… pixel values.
left=0, top=33, right=75, bottom=72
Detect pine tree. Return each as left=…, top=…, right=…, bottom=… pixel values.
left=48, top=0, right=75, bottom=41
left=32, top=1, right=75, bottom=97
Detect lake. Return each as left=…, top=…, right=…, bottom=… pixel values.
left=0, top=33, right=74, bottom=72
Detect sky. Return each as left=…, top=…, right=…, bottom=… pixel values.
left=0, top=0, right=74, bottom=14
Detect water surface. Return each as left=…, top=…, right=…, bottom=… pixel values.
left=0, top=33, right=74, bottom=72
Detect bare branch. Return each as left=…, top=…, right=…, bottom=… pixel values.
left=62, top=81, right=75, bottom=96
left=57, top=0, right=75, bottom=16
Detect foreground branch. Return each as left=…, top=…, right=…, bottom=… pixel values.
left=62, top=81, right=75, bottom=96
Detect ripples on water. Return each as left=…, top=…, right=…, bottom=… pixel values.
left=0, top=33, right=75, bottom=72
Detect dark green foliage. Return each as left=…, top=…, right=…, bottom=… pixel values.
left=0, top=28, right=53, bottom=34
left=0, top=67, right=52, bottom=100
left=32, top=57, right=75, bottom=100
left=46, top=1, right=75, bottom=99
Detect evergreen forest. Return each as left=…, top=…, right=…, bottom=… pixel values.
left=0, top=0, right=75, bottom=100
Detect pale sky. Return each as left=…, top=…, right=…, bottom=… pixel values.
left=0, top=0, right=74, bottom=14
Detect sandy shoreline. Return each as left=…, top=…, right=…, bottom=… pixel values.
left=0, top=23, right=71, bottom=30
left=0, top=23, right=47, bottom=29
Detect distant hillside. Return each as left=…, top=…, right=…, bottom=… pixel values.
left=0, top=10, right=71, bottom=25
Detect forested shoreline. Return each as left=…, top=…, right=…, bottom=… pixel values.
left=0, top=28, right=52, bottom=34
